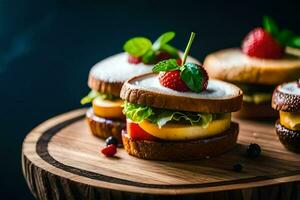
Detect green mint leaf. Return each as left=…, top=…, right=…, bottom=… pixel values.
left=288, top=36, right=300, bottom=48
left=142, top=49, right=156, bottom=64
left=277, top=29, right=295, bottom=45
left=152, top=59, right=180, bottom=72
left=263, top=16, right=279, bottom=36
left=160, top=44, right=179, bottom=58
left=123, top=37, right=152, bottom=57
left=152, top=32, right=175, bottom=51
left=123, top=102, right=153, bottom=123
left=180, top=63, right=202, bottom=92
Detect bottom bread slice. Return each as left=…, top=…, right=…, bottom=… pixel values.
left=86, top=108, right=125, bottom=143
left=122, top=122, right=239, bottom=161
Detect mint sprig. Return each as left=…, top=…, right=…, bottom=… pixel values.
left=263, top=16, right=300, bottom=48
left=123, top=32, right=179, bottom=64
left=152, top=32, right=206, bottom=93
left=123, top=37, right=152, bottom=57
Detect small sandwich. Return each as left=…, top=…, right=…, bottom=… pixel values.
left=81, top=32, right=198, bottom=142
left=272, top=81, right=300, bottom=153
left=120, top=33, right=243, bottom=160
left=204, top=16, right=300, bottom=118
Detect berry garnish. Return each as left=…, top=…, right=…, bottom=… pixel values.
left=297, top=79, right=300, bottom=88
left=105, top=136, right=118, bottom=146
left=156, top=51, right=172, bottom=62
left=159, top=71, right=189, bottom=92
left=101, top=144, right=117, bottom=157
left=153, top=32, right=209, bottom=93
left=242, top=27, right=283, bottom=59
left=123, top=32, right=179, bottom=64
left=246, top=143, right=261, bottom=158
left=128, top=55, right=141, bottom=64
left=242, top=16, right=300, bottom=59
left=233, top=163, right=243, bottom=172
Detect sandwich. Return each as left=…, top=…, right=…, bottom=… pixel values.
left=81, top=32, right=198, bottom=142
left=272, top=81, right=300, bottom=153
left=120, top=32, right=243, bottom=160
left=203, top=16, right=300, bottom=118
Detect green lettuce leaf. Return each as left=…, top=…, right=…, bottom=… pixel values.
left=81, top=90, right=117, bottom=105
left=123, top=102, right=218, bottom=128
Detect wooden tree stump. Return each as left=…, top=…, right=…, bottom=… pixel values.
left=22, top=109, right=300, bottom=200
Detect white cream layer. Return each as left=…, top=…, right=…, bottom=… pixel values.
left=279, top=82, right=300, bottom=96
left=131, top=74, right=241, bottom=99
left=89, top=52, right=199, bottom=83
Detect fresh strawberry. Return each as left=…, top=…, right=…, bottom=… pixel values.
left=198, top=65, right=209, bottom=91
left=127, top=120, right=157, bottom=141
left=156, top=51, right=171, bottom=62
left=158, top=70, right=189, bottom=92
left=101, top=144, right=117, bottom=157
left=128, top=55, right=142, bottom=64
left=242, top=27, right=283, bottom=59
left=176, top=58, right=182, bottom=65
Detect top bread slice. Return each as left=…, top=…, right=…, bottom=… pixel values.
left=120, top=73, right=243, bottom=113
left=204, top=48, right=300, bottom=85
left=88, top=52, right=200, bottom=97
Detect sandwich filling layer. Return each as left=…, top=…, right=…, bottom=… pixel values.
left=81, top=90, right=125, bottom=119
left=280, top=111, right=300, bottom=131
left=235, top=83, right=274, bottom=104
left=123, top=102, right=231, bottom=141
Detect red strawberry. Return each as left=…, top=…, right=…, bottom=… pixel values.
left=198, top=65, right=209, bottom=91
left=176, top=58, right=182, bottom=65
left=101, top=144, right=117, bottom=157
left=156, top=51, right=171, bottom=62
left=242, top=27, right=283, bottom=59
left=128, top=55, right=142, bottom=64
left=159, top=70, right=189, bottom=92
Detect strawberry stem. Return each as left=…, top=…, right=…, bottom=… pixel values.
left=182, top=32, right=196, bottom=65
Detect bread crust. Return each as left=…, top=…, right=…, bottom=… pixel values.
left=272, top=84, right=300, bottom=112
left=233, top=101, right=278, bottom=119
left=204, top=48, right=300, bottom=85
left=120, top=73, right=243, bottom=113
left=88, top=74, right=123, bottom=97
left=86, top=108, right=125, bottom=142
left=122, top=122, right=239, bottom=161
left=275, top=120, right=300, bottom=153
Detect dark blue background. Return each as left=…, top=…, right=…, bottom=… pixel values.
left=1, top=0, right=299, bottom=199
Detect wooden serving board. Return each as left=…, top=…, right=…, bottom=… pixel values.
left=22, top=109, right=300, bottom=200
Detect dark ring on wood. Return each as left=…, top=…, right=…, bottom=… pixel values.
left=32, top=114, right=300, bottom=190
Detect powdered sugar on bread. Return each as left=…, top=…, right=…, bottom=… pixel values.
left=279, top=82, right=300, bottom=96
left=89, top=52, right=199, bottom=83
left=131, top=74, right=241, bottom=99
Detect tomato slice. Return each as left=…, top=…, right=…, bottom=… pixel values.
left=126, top=119, right=157, bottom=141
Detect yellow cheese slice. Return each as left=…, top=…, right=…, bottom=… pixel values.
left=92, top=97, right=124, bottom=119
left=138, top=114, right=231, bottom=141
left=280, top=111, right=300, bottom=131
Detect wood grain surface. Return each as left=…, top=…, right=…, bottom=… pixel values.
left=22, top=109, right=300, bottom=200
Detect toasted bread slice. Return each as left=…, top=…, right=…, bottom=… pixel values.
left=204, top=48, right=300, bottom=85
left=88, top=52, right=200, bottom=96
left=86, top=108, right=125, bottom=142
left=122, top=122, right=239, bottom=161
left=272, top=81, right=300, bottom=112
left=120, top=73, right=243, bottom=113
